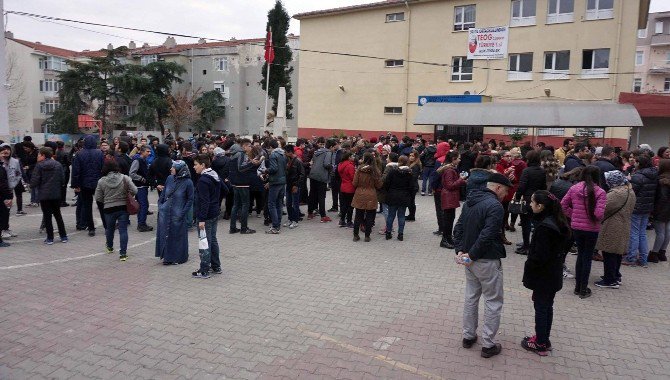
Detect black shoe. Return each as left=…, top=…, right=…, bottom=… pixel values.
left=163, top=261, right=177, bottom=266
left=88, top=230, right=95, bottom=237
left=481, top=343, right=502, bottom=358
left=192, top=271, right=210, bottom=279
left=397, top=233, right=403, bottom=241
left=353, top=235, right=360, bottom=242
left=76, top=225, right=86, bottom=231
left=137, top=224, right=154, bottom=232
left=515, top=246, right=528, bottom=255
left=211, top=267, right=222, bottom=274
left=579, top=288, right=592, bottom=299
left=405, top=217, right=415, bottom=222
left=364, top=236, right=371, bottom=242
left=440, top=239, right=455, bottom=249
left=462, top=337, right=477, bottom=349
left=433, top=230, right=443, bottom=236
left=60, top=202, right=69, bottom=207
left=263, top=219, right=271, bottom=226
left=240, top=228, right=256, bottom=234
left=508, top=226, right=516, bottom=232
left=385, top=232, right=392, bottom=240
left=328, top=207, right=338, bottom=212
left=229, top=228, right=240, bottom=234
left=147, top=211, right=154, bottom=215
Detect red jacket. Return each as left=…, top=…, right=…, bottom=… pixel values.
left=338, top=160, right=356, bottom=194
left=496, top=160, right=517, bottom=203
left=440, top=166, right=465, bottom=210
left=294, top=146, right=304, bottom=161
left=435, top=142, right=451, bottom=164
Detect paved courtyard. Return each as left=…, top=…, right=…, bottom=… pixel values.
left=1, top=190, right=669, bottom=379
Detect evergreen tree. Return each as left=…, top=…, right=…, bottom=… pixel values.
left=193, top=90, right=226, bottom=132
left=48, top=68, right=88, bottom=134
left=261, top=0, right=294, bottom=120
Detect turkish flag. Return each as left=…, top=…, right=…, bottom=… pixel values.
left=264, top=29, right=274, bottom=63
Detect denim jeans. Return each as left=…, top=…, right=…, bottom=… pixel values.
left=199, top=217, right=220, bottom=273
left=30, top=186, right=38, bottom=204
left=573, top=229, right=599, bottom=291
left=286, top=185, right=301, bottom=222
left=533, top=291, right=555, bottom=346
left=136, top=187, right=149, bottom=226
left=386, top=205, right=407, bottom=234
left=421, top=166, right=435, bottom=193
left=230, top=186, right=250, bottom=231
left=268, top=184, right=285, bottom=229
left=652, top=220, right=670, bottom=253
left=627, top=213, right=650, bottom=265
left=104, top=210, right=129, bottom=254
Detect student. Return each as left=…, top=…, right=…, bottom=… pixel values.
left=521, top=190, right=571, bottom=356
left=31, top=147, right=68, bottom=244
left=192, top=154, right=222, bottom=279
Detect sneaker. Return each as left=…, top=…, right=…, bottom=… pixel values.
left=119, top=255, right=128, bottom=261
left=1, top=231, right=12, bottom=239
left=137, top=224, right=154, bottom=232
left=563, top=270, right=575, bottom=279
left=346, top=222, right=354, bottom=228
left=44, top=239, right=54, bottom=245
left=229, top=228, right=241, bottom=234
left=579, top=287, right=592, bottom=299
left=15, top=210, right=27, bottom=216
left=192, top=271, right=210, bottom=279
left=288, top=221, right=299, bottom=229
left=283, top=221, right=291, bottom=227
left=88, top=230, right=96, bottom=237
left=521, top=336, right=548, bottom=356
left=60, top=236, right=68, bottom=243
left=105, top=246, right=113, bottom=254
left=265, top=228, right=280, bottom=234
left=0, top=242, right=10, bottom=247
left=263, top=219, right=271, bottom=226
left=307, top=213, right=315, bottom=220
left=353, top=235, right=360, bottom=242
left=364, top=236, right=371, bottom=242
left=481, top=343, right=502, bottom=358
left=320, top=216, right=332, bottom=223
left=621, top=260, right=637, bottom=266
left=211, top=267, right=223, bottom=274
left=240, top=228, right=256, bottom=234
left=595, top=279, right=619, bottom=289
left=328, top=207, right=338, bottom=212
left=338, top=221, right=347, bottom=228
left=637, top=260, right=649, bottom=268
left=462, top=337, right=477, bottom=348
left=420, top=192, right=426, bottom=196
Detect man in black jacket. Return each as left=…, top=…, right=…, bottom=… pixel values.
left=454, top=172, right=511, bottom=359
left=0, top=164, right=13, bottom=247
left=594, top=146, right=617, bottom=191
left=129, top=146, right=153, bottom=232
left=563, top=142, right=589, bottom=173
left=192, top=154, right=221, bottom=279
left=284, top=145, right=305, bottom=229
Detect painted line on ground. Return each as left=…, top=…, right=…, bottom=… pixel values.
left=7, top=218, right=104, bottom=244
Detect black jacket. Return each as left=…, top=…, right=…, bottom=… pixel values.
left=286, top=156, right=305, bottom=189
left=453, top=189, right=506, bottom=261
left=631, top=167, right=658, bottom=214
left=421, top=145, right=437, bottom=168
left=383, top=166, right=414, bottom=207
left=563, top=154, right=585, bottom=173
left=654, top=177, right=670, bottom=222
left=149, top=144, right=172, bottom=187
left=516, top=165, right=547, bottom=201
left=116, top=154, right=132, bottom=176
left=196, top=169, right=221, bottom=222
left=523, top=215, right=568, bottom=293
left=0, top=167, right=13, bottom=201
left=594, top=158, right=616, bottom=191
left=549, top=178, right=575, bottom=201
left=30, top=159, right=64, bottom=201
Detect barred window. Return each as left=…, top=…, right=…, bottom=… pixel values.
left=537, top=128, right=565, bottom=136
left=503, top=127, right=529, bottom=135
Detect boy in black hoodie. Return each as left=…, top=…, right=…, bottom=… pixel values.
left=192, top=154, right=222, bottom=279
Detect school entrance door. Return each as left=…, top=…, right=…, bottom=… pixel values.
left=434, top=125, right=483, bottom=143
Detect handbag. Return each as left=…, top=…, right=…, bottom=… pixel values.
left=509, top=199, right=528, bottom=215
left=124, top=178, right=140, bottom=215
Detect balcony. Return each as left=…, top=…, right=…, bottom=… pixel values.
left=651, top=33, right=670, bottom=46
left=649, top=61, right=670, bottom=75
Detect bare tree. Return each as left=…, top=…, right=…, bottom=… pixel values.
left=5, top=52, right=26, bottom=124
left=166, top=89, right=201, bottom=137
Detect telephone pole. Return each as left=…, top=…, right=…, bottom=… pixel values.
left=0, top=0, right=10, bottom=136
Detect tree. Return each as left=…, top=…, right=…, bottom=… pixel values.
left=124, top=61, right=186, bottom=136
left=82, top=47, right=129, bottom=135
left=509, top=128, right=528, bottom=147
left=5, top=52, right=26, bottom=125
left=193, top=90, right=226, bottom=132
left=48, top=68, right=88, bottom=134
left=261, top=1, right=294, bottom=120
left=166, top=90, right=200, bottom=137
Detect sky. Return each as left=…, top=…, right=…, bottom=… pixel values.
left=3, top=0, right=670, bottom=51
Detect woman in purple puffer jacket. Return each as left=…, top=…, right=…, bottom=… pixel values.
left=561, top=166, right=606, bottom=299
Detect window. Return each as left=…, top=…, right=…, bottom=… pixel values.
left=665, top=78, right=670, bottom=92
left=543, top=51, right=570, bottom=79
left=454, top=5, right=476, bottom=31
left=638, top=27, right=648, bottom=38
left=581, top=49, right=610, bottom=78
left=635, top=51, right=644, bottom=66
left=586, top=0, right=614, bottom=21
left=547, top=0, right=574, bottom=24
left=140, top=55, right=158, bottom=66
left=386, top=12, right=405, bottom=22
left=576, top=128, right=605, bottom=138
left=503, top=127, right=528, bottom=135
left=39, top=79, right=62, bottom=93
left=384, top=107, right=403, bottom=114
left=39, top=100, right=59, bottom=115
left=384, top=59, right=404, bottom=68
left=538, top=128, right=565, bottom=136
left=451, top=56, right=473, bottom=81
left=39, top=56, right=67, bottom=71
left=114, top=105, right=136, bottom=116
left=213, top=81, right=229, bottom=105
left=511, top=0, right=536, bottom=27
left=508, top=53, right=533, bottom=81
left=214, top=57, right=228, bottom=71
left=633, top=78, right=642, bottom=93
left=656, top=21, right=664, bottom=34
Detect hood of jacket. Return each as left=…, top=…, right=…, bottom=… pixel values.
left=99, top=171, right=125, bottom=187
left=466, top=188, right=498, bottom=207
left=201, top=167, right=220, bottom=182
left=397, top=165, right=412, bottom=174
left=155, top=144, right=170, bottom=157
left=84, top=135, right=98, bottom=149
left=271, top=147, right=285, bottom=158
left=435, top=142, right=450, bottom=158
left=313, top=147, right=329, bottom=158
left=229, top=144, right=244, bottom=156
left=425, top=145, right=437, bottom=155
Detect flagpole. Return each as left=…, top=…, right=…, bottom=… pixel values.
left=263, top=28, right=272, bottom=136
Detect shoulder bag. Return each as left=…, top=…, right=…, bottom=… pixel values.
left=509, top=199, right=527, bottom=215
left=124, top=178, right=140, bottom=215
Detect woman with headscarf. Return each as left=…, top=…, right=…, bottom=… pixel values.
left=155, top=160, right=195, bottom=265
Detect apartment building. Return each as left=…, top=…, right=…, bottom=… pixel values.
left=635, top=11, right=670, bottom=94
left=3, top=32, right=299, bottom=137
left=295, top=0, right=650, bottom=147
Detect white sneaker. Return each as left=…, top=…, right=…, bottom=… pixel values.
left=563, top=270, right=575, bottom=279
left=2, top=231, right=12, bottom=239
left=288, top=221, right=299, bottom=229
left=283, top=221, right=291, bottom=227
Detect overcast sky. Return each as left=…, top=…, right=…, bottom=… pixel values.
left=4, top=0, right=670, bottom=51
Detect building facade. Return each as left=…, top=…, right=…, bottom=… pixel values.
left=295, top=0, right=649, bottom=147
left=635, top=11, right=670, bottom=94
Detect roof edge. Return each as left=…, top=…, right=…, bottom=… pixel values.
left=294, top=0, right=412, bottom=20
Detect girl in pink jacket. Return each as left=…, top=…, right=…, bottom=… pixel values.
left=561, top=166, right=606, bottom=299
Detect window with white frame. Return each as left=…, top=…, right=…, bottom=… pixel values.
left=581, top=49, right=610, bottom=78
left=511, top=0, right=536, bottom=27
left=454, top=5, right=476, bottom=31
left=547, top=0, right=574, bottom=24
left=451, top=56, right=473, bottom=81
left=214, top=57, right=228, bottom=71
left=655, top=21, right=664, bottom=34
left=39, top=100, right=59, bottom=115
left=638, top=27, right=648, bottom=38
left=665, top=78, right=670, bottom=92
left=635, top=51, right=644, bottom=66
left=39, top=79, right=62, bottom=93
left=576, top=128, right=605, bottom=138
left=384, top=59, right=404, bottom=68
left=633, top=78, right=642, bottom=93
left=386, top=12, right=405, bottom=22
left=384, top=107, right=403, bottom=114
left=508, top=53, right=533, bottom=81
left=586, top=0, right=613, bottom=21
left=537, top=128, right=565, bottom=136
left=39, top=56, right=68, bottom=71
left=141, top=55, right=158, bottom=66
left=213, top=81, right=230, bottom=105
left=543, top=50, right=570, bottom=80
left=503, top=127, right=529, bottom=135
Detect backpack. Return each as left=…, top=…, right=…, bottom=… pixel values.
left=430, top=169, right=443, bottom=192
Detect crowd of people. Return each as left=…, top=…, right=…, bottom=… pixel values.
left=1, top=131, right=669, bottom=359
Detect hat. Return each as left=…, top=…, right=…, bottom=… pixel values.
left=487, top=172, right=512, bottom=187
left=213, top=147, right=225, bottom=156
left=604, top=170, right=627, bottom=189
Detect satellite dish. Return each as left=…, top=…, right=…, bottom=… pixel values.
left=463, top=91, right=471, bottom=95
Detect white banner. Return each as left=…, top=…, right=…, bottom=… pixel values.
left=467, top=26, right=509, bottom=60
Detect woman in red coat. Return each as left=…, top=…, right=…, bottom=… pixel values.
left=506, top=147, right=527, bottom=232
left=439, top=151, right=467, bottom=249
left=337, top=152, right=356, bottom=227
